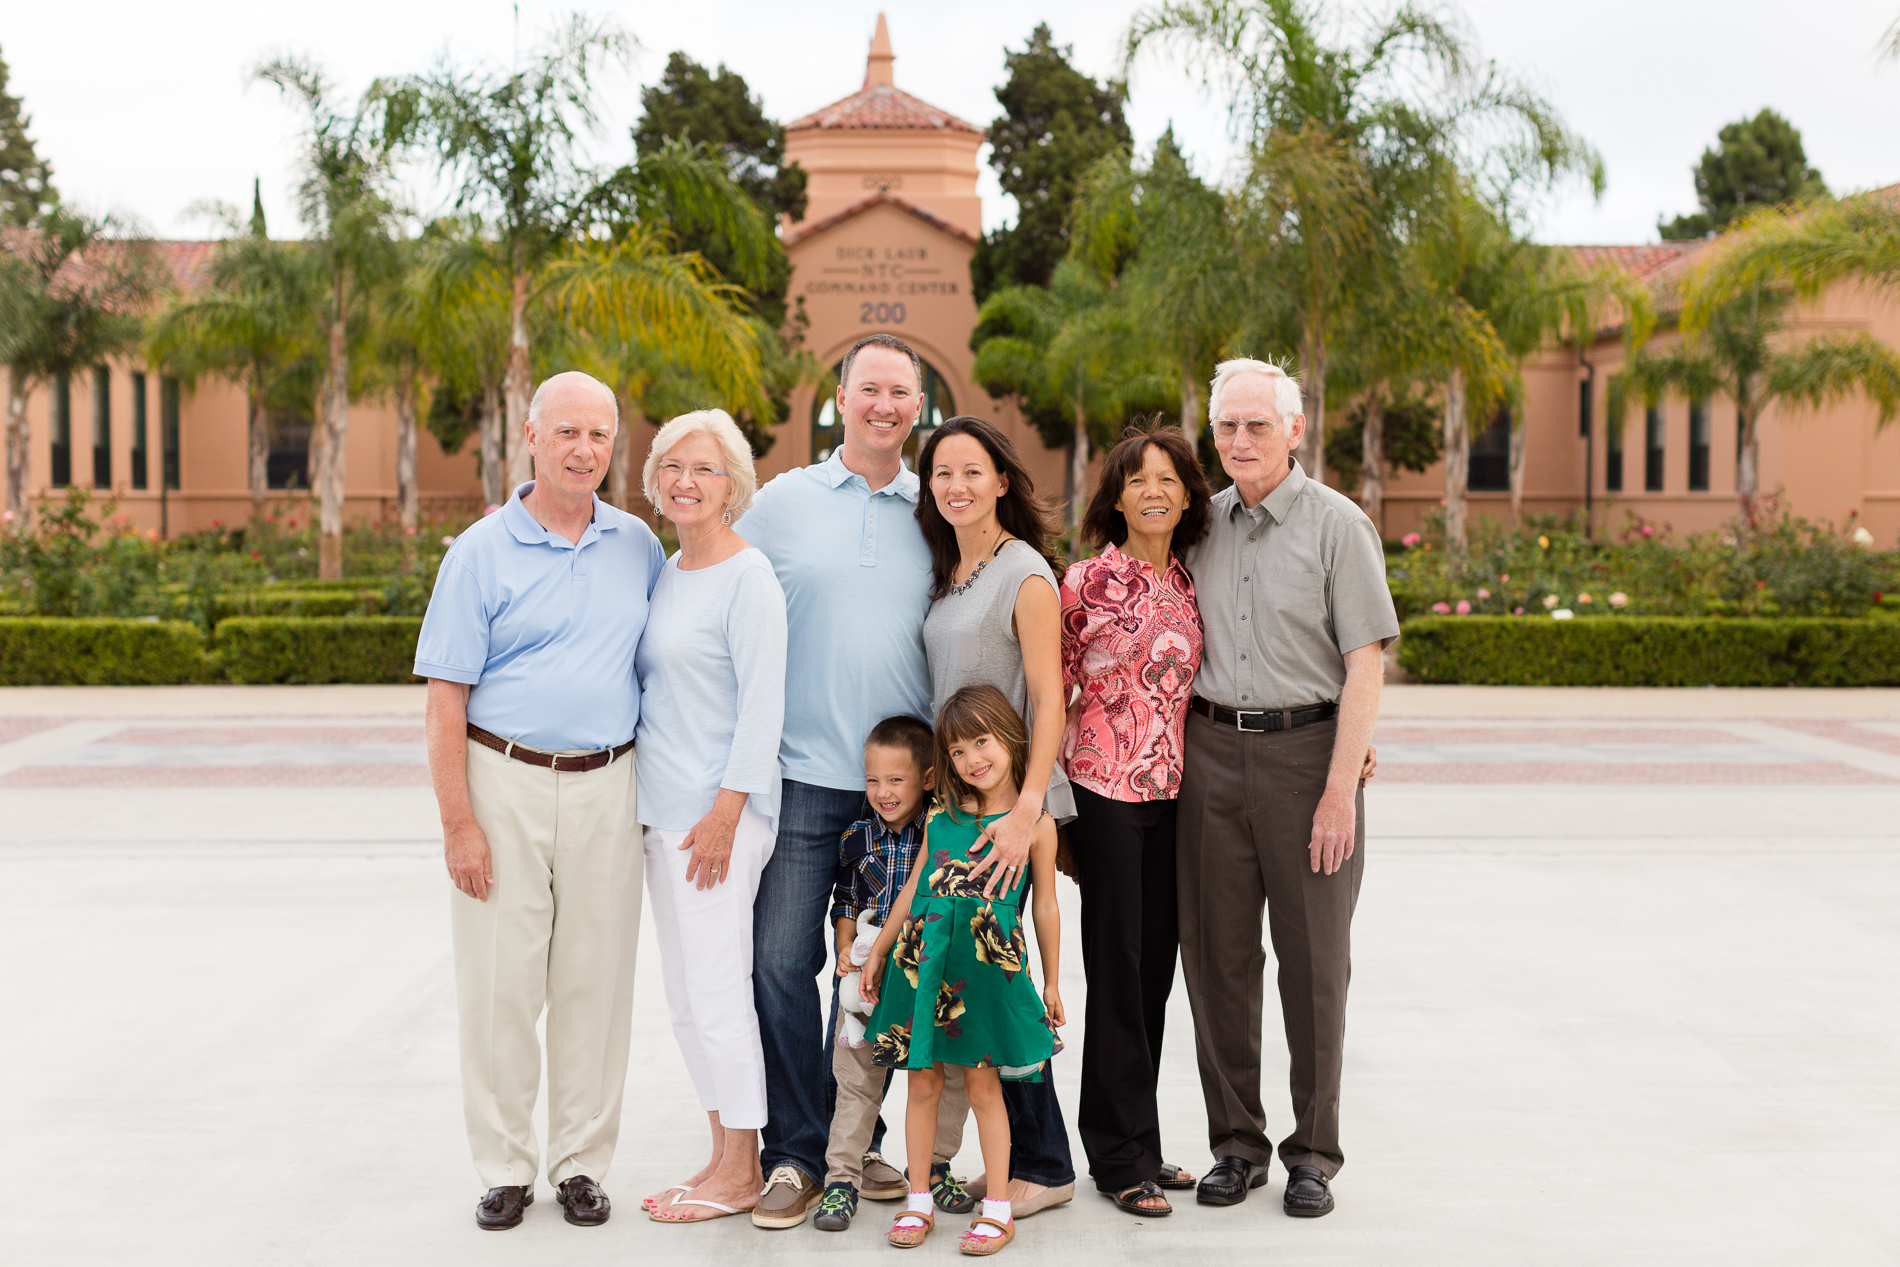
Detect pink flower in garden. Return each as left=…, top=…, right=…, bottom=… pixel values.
left=1578, top=593, right=1593, bottom=604
left=267, top=515, right=277, bottom=524
left=1513, top=606, right=1525, bottom=615
left=1542, top=594, right=1560, bottom=609
left=1609, top=592, right=1628, bottom=608
left=1, top=510, right=12, bottom=523
left=1641, top=524, right=1654, bottom=537
left=1455, top=600, right=1471, bottom=615
left=1432, top=601, right=1452, bottom=614
left=1499, top=574, right=1509, bottom=583
left=1477, top=588, right=1490, bottom=599
left=1402, top=532, right=1422, bottom=547
left=211, top=518, right=223, bottom=528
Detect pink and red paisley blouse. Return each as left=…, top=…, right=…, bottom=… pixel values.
left=1058, top=543, right=1204, bottom=803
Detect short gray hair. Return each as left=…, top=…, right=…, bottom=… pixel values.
left=1208, top=358, right=1303, bottom=425
left=527, top=371, right=618, bottom=432
left=643, top=408, right=760, bottom=521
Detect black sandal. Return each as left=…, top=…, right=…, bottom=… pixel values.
left=1155, top=1165, right=1196, bottom=1191
left=1106, top=1180, right=1172, bottom=1217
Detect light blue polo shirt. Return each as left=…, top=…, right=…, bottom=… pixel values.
left=738, top=450, right=934, bottom=791
left=414, top=481, right=666, bottom=752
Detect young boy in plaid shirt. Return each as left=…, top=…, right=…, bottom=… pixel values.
left=814, top=715, right=975, bottom=1231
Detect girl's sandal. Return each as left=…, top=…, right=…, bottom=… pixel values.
left=888, top=1210, right=934, bottom=1248
left=958, top=1215, right=1015, bottom=1255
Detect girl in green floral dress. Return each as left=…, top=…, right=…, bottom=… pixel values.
left=860, top=684, right=1064, bottom=1255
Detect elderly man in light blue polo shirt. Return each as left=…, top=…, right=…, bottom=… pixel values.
left=415, top=371, right=665, bottom=1234
left=734, top=334, right=941, bottom=1226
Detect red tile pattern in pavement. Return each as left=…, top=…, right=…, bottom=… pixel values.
left=0, top=718, right=65, bottom=745
left=101, top=726, right=427, bottom=745
left=1770, top=719, right=1900, bottom=759
left=1377, top=763, right=1892, bottom=785
left=1372, top=726, right=1745, bottom=745
left=0, top=765, right=431, bottom=789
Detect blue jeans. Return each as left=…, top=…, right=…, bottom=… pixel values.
left=1002, top=1050, right=1077, bottom=1187
left=755, top=779, right=867, bottom=1178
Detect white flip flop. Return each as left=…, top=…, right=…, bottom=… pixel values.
left=642, top=1184, right=692, bottom=1213
left=649, top=1191, right=746, bottom=1223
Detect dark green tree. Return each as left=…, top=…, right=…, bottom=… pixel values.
left=971, top=25, right=1132, bottom=301
left=633, top=52, right=807, bottom=224
left=0, top=44, right=57, bottom=227
left=1659, top=108, right=1827, bottom=240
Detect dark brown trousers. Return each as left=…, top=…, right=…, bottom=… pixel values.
left=1177, top=710, right=1363, bottom=1178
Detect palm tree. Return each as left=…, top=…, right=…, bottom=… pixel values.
left=1123, top=0, right=1602, bottom=484
left=972, top=259, right=1167, bottom=532
left=382, top=14, right=635, bottom=488
left=146, top=193, right=316, bottom=521
left=411, top=221, right=512, bottom=508
left=1680, top=192, right=1900, bottom=327
left=256, top=56, right=401, bottom=579
left=1070, top=132, right=1245, bottom=456
left=0, top=207, right=163, bottom=524
left=367, top=237, right=432, bottom=536
left=1613, top=277, right=1900, bottom=518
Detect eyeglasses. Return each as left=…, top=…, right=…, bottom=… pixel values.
left=1212, top=419, right=1278, bottom=441
left=657, top=461, right=729, bottom=481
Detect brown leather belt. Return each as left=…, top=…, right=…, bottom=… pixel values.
left=1190, top=696, right=1338, bottom=733
left=467, top=723, right=633, bottom=773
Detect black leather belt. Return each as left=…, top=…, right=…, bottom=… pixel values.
left=467, top=723, right=633, bottom=772
left=1190, top=697, right=1338, bottom=733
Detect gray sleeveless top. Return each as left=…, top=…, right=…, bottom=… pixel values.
left=922, top=538, right=1077, bottom=823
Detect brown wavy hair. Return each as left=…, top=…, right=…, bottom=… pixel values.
left=1080, top=423, right=1214, bottom=554
left=915, top=416, right=1060, bottom=600
left=933, top=684, right=1029, bottom=823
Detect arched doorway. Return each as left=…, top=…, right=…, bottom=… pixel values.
left=810, top=357, right=957, bottom=465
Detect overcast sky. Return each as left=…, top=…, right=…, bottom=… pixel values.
left=5, top=0, right=1896, bottom=245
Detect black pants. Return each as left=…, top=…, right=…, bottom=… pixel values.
left=1072, top=784, right=1180, bottom=1192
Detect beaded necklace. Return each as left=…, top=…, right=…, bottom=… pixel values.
left=948, top=533, right=1012, bottom=598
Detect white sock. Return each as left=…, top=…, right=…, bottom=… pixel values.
left=972, top=1197, right=1012, bottom=1237
left=896, top=1190, right=932, bottom=1229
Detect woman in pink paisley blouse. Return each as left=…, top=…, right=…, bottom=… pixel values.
left=1058, top=427, right=1211, bottom=1217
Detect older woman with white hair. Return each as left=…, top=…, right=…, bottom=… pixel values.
left=633, top=408, right=789, bottom=1224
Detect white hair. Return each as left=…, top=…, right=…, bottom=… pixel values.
left=643, top=408, right=760, bottom=521
left=527, top=371, right=618, bottom=432
left=1208, top=358, right=1303, bottom=426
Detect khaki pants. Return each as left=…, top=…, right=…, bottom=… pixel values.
left=825, top=1006, right=971, bottom=1188
left=452, top=740, right=642, bottom=1189
left=1177, top=712, right=1364, bottom=1179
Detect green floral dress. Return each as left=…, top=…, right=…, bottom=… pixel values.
left=866, top=808, right=1062, bottom=1081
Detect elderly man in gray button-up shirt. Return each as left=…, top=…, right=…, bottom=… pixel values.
left=1178, top=358, right=1398, bottom=1219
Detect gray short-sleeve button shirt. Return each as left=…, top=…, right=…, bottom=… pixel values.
left=1183, top=459, right=1399, bottom=710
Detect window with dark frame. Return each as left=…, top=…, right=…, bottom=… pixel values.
left=50, top=373, right=72, bottom=487
left=92, top=366, right=112, bottom=489
left=1689, top=398, right=1711, bottom=492
left=131, top=372, right=149, bottom=490
left=1644, top=403, right=1665, bottom=493
left=1468, top=406, right=1511, bottom=492
left=161, top=377, right=181, bottom=490
left=1606, top=415, right=1623, bottom=492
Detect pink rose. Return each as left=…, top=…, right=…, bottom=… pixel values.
left=1432, top=601, right=1452, bottom=615
left=1476, top=588, right=1490, bottom=599
left=1455, top=600, right=1471, bottom=615
left=1641, top=524, right=1654, bottom=537
left=1402, top=532, right=1422, bottom=547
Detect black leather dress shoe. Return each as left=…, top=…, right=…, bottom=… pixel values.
left=557, top=1175, right=611, bottom=1226
left=1195, top=1156, right=1269, bottom=1206
left=1282, top=1165, right=1335, bottom=1217
left=476, top=1185, right=533, bottom=1230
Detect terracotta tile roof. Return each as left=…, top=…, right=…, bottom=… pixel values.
left=781, top=190, right=979, bottom=248
left=156, top=240, right=220, bottom=295
left=786, top=81, right=981, bottom=134
left=1567, top=242, right=1706, bottom=279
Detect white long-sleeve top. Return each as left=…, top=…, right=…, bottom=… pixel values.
left=634, top=547, right=787, bottom=833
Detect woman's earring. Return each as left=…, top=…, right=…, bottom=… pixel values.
left=722, top=508, right=732, bottom=525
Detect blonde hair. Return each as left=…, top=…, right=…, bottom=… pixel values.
left=1208, top=357, right=1303, bottom=425
left=643, top=409, right=759, bottom=521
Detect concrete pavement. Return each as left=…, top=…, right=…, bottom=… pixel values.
left=2, top=685, right=1896, bottom=1264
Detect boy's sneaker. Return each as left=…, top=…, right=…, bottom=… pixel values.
left=860, top=1151, right=908, bottom=1199
left=813, top=1182, right=859, bottom=1232
left=930, top=1162, right=977, bottom=1214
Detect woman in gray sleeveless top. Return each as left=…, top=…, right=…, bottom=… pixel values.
left=915, top=415, right=1077, bottom=1212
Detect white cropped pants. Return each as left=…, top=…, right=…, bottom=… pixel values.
left=642, top=803, right=775, bottom=1130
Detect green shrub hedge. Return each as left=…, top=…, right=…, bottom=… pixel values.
left=216, top=617, right=423, bottom=685
left=212, top=589, right=387, bottom=621
left=0, top=618, right=219, bottom=685
left=1398, top=616, right=1900, bottom=686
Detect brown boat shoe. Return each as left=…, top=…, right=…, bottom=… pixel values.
left=752, top=1164, right=821, bottom=1228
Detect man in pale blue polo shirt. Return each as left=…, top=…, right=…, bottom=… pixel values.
left=415, top=371, right=665, bottom=1233
left=735, top=334, right=938, bottom=1226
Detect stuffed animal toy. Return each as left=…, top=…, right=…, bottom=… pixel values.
left=837, top=921, right=882, bottom=1048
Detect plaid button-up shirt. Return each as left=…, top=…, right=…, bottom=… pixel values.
left=832, top=808, right=926, bottom=928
